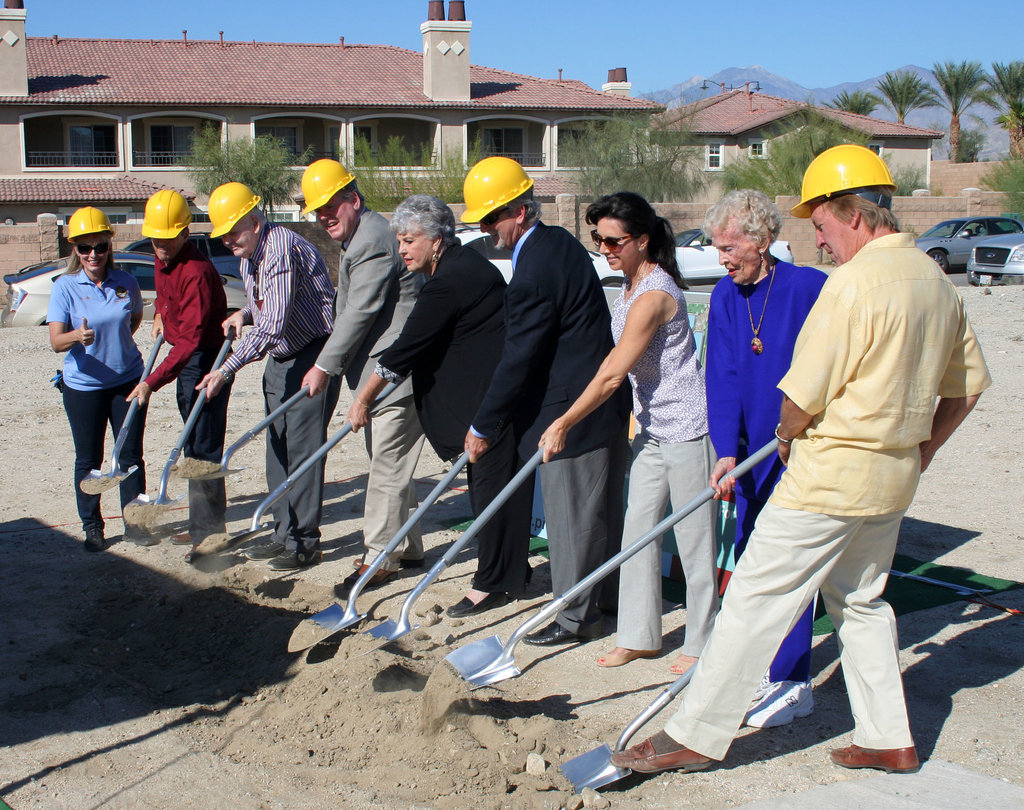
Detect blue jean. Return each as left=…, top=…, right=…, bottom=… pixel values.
left=63, top=379, right=147, bottom=532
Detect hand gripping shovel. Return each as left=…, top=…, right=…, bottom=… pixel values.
left=178, top=385, right=311, bottom=482
left=363, top=447, right=545, bottom=647
left=561, top=665, right=696, bottom=793
left=122, top=330, right=235, bottom=530
left=192, top=381, right=400, bottom=559
left=80, top=335, right=166, bottom=494
left=445, top=439, right=779, bottom=688
left=287, top=451, right=471, bottom=652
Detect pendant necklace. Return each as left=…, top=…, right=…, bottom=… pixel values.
left=746, top=261, right=776, bottom=355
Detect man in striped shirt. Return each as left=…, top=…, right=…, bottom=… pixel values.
left=198, top=182, right=338, bottom=570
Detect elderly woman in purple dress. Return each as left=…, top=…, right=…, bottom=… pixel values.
left=540, top=191, right=718, bottom=672
left=705, top=189, right=827, bottom=727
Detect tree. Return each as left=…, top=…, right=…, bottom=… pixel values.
left=932, top=60, right=991, bottom=163
left=986, top=61, right=1024, bottom=158
left=875, top=71, right=937, bottom=124
left=559, top=115, right=706, bottom=202
left=720, top=109, right=868, bottom=198
left=185, top=127, right=306, bottom=214
left=826, top=89, right=882, bottom=117
left=351, top=136, right=478, bottom=211
left=983, top=158, right=1024, bottom=215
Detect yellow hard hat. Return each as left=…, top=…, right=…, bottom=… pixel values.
left=461, top=157, right=534, bottom=223
left=67, top=206, right=113, bottom=239
left=791, top=144, right=897, bottom=218
left=141, top=189, right=192, bottom=239
left=208, top=182, right=261, bottom=238
left=301, top=159, right=356, bottom=215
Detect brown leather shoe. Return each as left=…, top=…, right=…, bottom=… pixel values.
left=829, top=744, right=920, bottom=773
left=608, top=731, right=714, bottom=774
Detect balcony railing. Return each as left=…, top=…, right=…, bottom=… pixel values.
left=481, top=149, right=546, bottom=167
left=284, top=149, right=341, bottom=166
left=26, top=151, right=119, bottom=167
left=132, top=150, right=192, bottom=167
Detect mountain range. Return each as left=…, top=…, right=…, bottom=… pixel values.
left=641, top=65, right=1009, bottom=159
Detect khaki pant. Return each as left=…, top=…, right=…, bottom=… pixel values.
left=665, top=503, right=913, bottom=760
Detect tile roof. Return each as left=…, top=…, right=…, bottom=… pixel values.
left=660, top=90, right=942, bottom=139
left=0, top=176, right=192, bottom=203
left=4, top=37, right=660, bottom=112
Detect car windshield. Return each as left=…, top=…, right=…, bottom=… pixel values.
left=920, top=220, right=966, bottom=239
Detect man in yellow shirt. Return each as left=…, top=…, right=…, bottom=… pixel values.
left=609, top=145, right=991, bottom=776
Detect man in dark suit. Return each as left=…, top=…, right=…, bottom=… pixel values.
left=298, top=160, right=425, bottom=589
left=461, top=157, right=630, bottom=645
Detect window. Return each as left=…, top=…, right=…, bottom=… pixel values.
left=706, top=143, right=722, bottom=170
left=483, top=127, right=525, bottom=158
left=866, top=143, right=882, bottom=155
left=69, top=124, right=117, bottom=166
left=748, top=141, right=766, bottom=159
left=255, top=124, right=299, bottom=156
left=148, top=124, right=193, bottom=165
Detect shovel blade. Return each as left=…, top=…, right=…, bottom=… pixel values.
left=445, top=635, right=521, bottom=687
left=184, top=466, right=245, bottom=482
left=287, top=604, right=364, bottom=653
left=363, top=618, right=417, bottom=643
left=561, top=744, right=628, bottom=794
left=79, top=465, right=137, bottom=495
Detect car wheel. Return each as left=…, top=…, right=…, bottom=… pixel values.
left=927, top=249, right=950, bottom=273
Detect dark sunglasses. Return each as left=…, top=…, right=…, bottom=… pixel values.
left=75, top=241, right=110, bottom=255
left=591, top=230, right=634, bottom=250
left=480, top=206, right=511, bottom=228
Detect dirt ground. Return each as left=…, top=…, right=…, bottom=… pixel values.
left=1, top=284, right=1022, bottom=810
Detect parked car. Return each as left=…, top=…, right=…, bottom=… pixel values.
left=915, top=216, right=1024, bottom=273
left=966, top=234, right=1024, bottom=286
left=674, top=229, right=794, bottom=284
left=2, top=252, right=246, bottom=327
left=126, top=233, right=243, bottom=279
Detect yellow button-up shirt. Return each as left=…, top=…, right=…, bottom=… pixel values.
left=771, top=233, right=991, bottom=516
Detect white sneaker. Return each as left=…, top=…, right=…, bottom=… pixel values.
left=744, top=680, right=813, bottom=728
left=750, top=670, right=773, bottom=703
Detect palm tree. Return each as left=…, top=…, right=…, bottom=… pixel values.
left=825, top=89, right=882, bottom=117
left=987, top=61, right=1024, bottom=158
left=932, top=60, right=991, bottom=162
left=876, top=71, right=937, bottom=124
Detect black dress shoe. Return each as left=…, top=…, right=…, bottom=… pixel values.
left=446, top=592, right=509, bottom=618
left=524, top=621, right=581, bottom=646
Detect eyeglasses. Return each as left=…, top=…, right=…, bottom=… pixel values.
left=75, top=241, right=110, bottom=255
left=591, top=231, right=634, bottom=250
left=480, top=206, right=511, bottom=228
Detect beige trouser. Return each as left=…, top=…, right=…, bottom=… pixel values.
left=665, top=503, right=913, bottom=760
left=361, top=393, right=426, bottom=571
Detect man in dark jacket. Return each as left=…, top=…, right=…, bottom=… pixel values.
left=461, top=157, right=630, bottom=645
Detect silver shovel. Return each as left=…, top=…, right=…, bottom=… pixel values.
left=445, top=439, right=779, bottom=687
left=194, top=381, right=400, bottom=558
left=179, top=385, right=311, bottom=481
left=80, top=335, right=165, bottom=495
left=287, top=451, right=471, bottom=652
left=363, top=447, right=544, bottom=646
left=122, top=331, right=235, bottom=530
left=561, top=666, right=696, bottom=793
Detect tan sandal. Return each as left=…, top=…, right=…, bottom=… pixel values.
left=597, top=647, right=659, bottom=668
left=670, top=653, right=698, bottom=675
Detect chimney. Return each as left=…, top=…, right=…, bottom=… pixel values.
left=421, top=0, right=471, bottom=102
left=602, top=67, right=632, bottom=98
left=0, top=0, right=27, bottom=96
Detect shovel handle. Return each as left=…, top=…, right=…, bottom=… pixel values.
left=155, top=330, right=235, bottom=501
left=389, top=447, right=544, bottom=631
left=220, top=385, right=311, bottom=469
left=246, top=380, right=399, bottom=532
left=615, top=666, right=696, bottom=753
left=503, top=440, right=780, bottom=657
left=111, top=335, right=165, bottom=468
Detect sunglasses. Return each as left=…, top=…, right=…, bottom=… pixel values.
left=591, top=231, right=634, bottom=250
left=480, top=206, right=511, bottom=228
left=75, top=241, right=110, bottom=255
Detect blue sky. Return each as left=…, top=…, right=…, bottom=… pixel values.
left=27, top=0, right=1021, bottom=94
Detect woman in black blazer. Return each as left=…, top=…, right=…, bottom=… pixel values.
left=347, top=194, right=533, bottom=617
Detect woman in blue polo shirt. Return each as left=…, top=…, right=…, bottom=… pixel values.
left=47, top=207, right=147, bottom=552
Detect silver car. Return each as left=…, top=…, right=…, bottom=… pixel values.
left=967, top=234, right=1024, bottom=286
left=915, top=216, right=1024, bottom=273
left=2, top=251, right=246, bottom=327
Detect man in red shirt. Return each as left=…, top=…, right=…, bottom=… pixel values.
left=128, top=190, right=231, bottom=548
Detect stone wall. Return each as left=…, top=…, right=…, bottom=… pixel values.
left=929, top=160, right=1008, bottom=198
